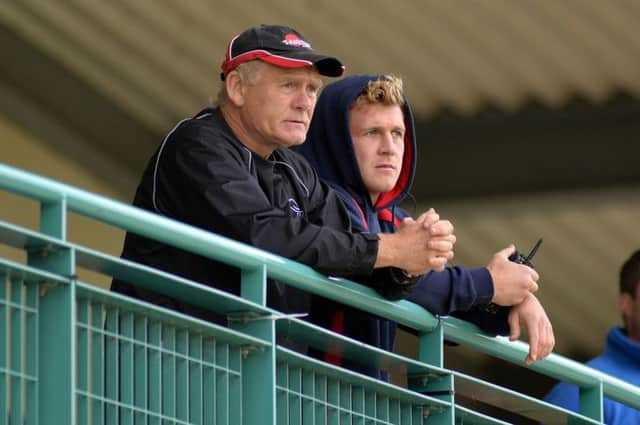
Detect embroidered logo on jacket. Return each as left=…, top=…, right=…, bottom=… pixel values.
left=287, top=198, right=304, bottom=217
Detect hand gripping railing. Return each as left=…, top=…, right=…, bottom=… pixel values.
left=1, top=162, right=639, bottom=425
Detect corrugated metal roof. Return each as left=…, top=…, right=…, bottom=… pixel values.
left=2, top=0, right=640, bottom=131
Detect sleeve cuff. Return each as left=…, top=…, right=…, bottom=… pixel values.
left=469, top=267, right=494, bottom=305
left=360, top=232, right=379, bottom=274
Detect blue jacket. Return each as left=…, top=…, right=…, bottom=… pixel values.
left=298, top=75, right=510, bottom=379
left=544, top=326, right=640, bottom=424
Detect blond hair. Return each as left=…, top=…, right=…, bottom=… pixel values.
left=352, top=75, right=405, bottom=108
left=216, top=60, right=266, bottom=106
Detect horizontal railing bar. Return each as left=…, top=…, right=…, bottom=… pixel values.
left=0, top=367, right=38, bottom=382
left=0, top=163, right=438, bottom=333
left=74, top=390, right=194, bottom=425
left=75, top=244, right=270, bottom=318
left=0, top=219, right=272, bottom=319
left=454, top=405, right=513, bottom=425
left=76, top=282, right=270, bottom=350
left=0, top=257, right=69, bottom=286
left=276, top=346, right=451, bottom=409
left=453, top=372, right=600, bottom=425
left=0, top=220, right=68, bottom=253
left=443, top=316, right=640, bottom=410
left=276, top=316, right=448, bottom=379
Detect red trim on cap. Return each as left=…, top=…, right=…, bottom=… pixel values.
left=221, top=49, right=314, bottom=76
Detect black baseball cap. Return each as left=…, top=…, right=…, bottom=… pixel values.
left=220, top=24, right=345, bottom=80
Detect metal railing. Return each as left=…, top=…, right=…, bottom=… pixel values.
left=1, top=162, right=639, bottom=425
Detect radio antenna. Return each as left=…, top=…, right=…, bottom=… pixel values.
left=525, top=238, right=543, bottom=262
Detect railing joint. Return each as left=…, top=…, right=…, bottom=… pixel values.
left=38, top=279, right=61, bottom=297
left=240, top=344, right=264, bottom=359
left=425, top=404, right=448, bottom=417
left=408, top=371, right=446, bottom=386
left=27, top=243, right=59, bottom=258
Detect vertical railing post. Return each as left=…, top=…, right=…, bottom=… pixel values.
left=578, top=383, right=603, bottom=423
left=40, top=199, right=67, bottom=240
left=230, top=265, right=276, bottom=425
left=414, top=320, right=454, bottom=425
left=29, top=199, right=76, bottom=425
left=418, top=321, right=444, bottom=368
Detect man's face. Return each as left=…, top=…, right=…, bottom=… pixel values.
left=349, top=103, right=405, bottom=204
left=238, top=64, right=322, bottom=155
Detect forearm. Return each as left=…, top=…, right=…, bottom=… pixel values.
left=407, top=266, right=493, bottom=315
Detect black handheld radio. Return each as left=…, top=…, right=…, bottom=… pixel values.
left=483, top=238, right=544, bottom=314
left=508, top=238, right=543, bottom=268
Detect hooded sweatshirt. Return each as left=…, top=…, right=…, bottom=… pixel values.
left=544, top=326, right=640, bottom=424
left=298, top=75, right=510, bottom=378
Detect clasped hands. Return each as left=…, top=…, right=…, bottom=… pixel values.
left=396, top=208, right=456, bottom=276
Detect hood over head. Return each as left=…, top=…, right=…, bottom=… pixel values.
left=298, top=75, right=417, bottom=210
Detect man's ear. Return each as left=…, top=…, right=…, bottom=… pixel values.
left=225, top=71, right=246, bottom=107
left=621, top=293, right=633, bottom=323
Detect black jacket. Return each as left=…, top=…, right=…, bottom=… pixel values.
left=112, top=107, right=390, bottom=320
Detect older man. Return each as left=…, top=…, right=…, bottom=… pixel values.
left=112, top=25, right=455, bottom=319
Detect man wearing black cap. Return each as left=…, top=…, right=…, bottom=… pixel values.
left=112, top=24, right=455, bottom=319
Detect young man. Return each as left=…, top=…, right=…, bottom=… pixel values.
left=298, top=75, right=554, bottom=377
left=111, top=27, right=455, bottom=319
left=545, top=250, right=640, bottom=424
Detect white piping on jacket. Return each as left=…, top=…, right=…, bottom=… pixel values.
left=273, top=160, right=310, bottom=198
left=152, top=113, right=212, bottom=214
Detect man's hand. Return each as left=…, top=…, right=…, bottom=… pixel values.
left=376, top=208, right=455, bottom=275
left=508, top=293, right=555, bottom=365
left=487, top=245, right=539, bottom=306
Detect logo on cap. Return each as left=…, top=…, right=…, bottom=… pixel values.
left=282, top=33, right=311, bottom=49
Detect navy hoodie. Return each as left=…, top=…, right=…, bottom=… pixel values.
left=298, top=75, right=510, bottom=379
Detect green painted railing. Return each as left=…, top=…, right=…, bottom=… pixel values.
left=1, top=162, right=639, bottom=425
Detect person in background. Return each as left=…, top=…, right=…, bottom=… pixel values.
left=111, top=26, right=455, bottom=321
left=298, top=74, right=554, bottom=378
left=544, top=250, right=640, bottom=424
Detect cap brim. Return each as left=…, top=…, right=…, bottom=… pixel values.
left=260, top=50, right=345, bottom=77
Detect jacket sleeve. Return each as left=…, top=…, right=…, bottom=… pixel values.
left=408, top=267, right=511, bottom=335
left=450, top=307, right=510, bottom=336
left=154, top=123, right=377, bottom=277
left=407, top=266, right=494, bottom=315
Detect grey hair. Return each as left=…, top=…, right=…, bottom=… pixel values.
left=216, top=60, right=266, bottom=106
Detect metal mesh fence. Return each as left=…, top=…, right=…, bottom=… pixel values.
left=0, top=272, right=38, bottom=425
left=75, top=296, right=243, bottom=425
left=276, top=360, right=432, bottom=425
